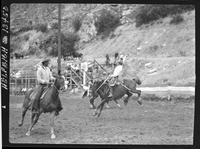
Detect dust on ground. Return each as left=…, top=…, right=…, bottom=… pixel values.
left=9, top=93, right=194, bottom=144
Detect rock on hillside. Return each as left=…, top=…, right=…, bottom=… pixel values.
left=80, top=10, right=195, bottom=87
left=10, top=4, right=195, bottom=87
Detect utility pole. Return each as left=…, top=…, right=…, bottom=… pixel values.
left=58, top=4, right=61, bottom=75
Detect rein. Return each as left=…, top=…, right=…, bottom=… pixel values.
left=95, top=77, right=110, bottom=92
left=53, top=84, right=59, bottom=93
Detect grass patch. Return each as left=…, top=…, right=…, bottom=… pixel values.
left=135, top=4, right=194, bottom=27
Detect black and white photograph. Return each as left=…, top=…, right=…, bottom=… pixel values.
left=1, top=2, right=198, bottom=147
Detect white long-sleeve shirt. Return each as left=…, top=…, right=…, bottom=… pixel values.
left=37, top=66, right=54, bottom=84
left=111, top=65, right=123, bottom=77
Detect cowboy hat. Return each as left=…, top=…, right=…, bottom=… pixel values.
left=118, top=61, right=123, bottom=65
left=42, top=58, right=50, bottom=63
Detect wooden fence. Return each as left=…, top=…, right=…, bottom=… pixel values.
left=9, top=59, right=110, bottom=95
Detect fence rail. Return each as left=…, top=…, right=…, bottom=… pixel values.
left=10, top=59, right=109, bottom=95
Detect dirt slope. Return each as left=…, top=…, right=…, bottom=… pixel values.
left=80, top=10, right=195, bottom=87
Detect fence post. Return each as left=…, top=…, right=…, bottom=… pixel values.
left=25, top=72, right=27, bottom=89
left=27, top=75, right=30, bottom=89
left=70, top=67, right=72, bottom=89
left=15, top=78, right=17, bottom=95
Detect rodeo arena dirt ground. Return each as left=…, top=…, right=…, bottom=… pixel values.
left=9, top=89, right=194, bottom=144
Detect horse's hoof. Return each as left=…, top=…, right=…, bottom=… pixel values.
left=117, top=104, right=121, bottom=108
left=18, top=122, right=22, bottom=127
left=26, top=131, right=30, bottom=136
left=51, top=134, right=56, bottom=139
left=90, top=105, right=95, bottom=109
left=93, top=112, right=97, bottom=116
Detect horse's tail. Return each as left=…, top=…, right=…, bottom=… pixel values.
left=133, top=76, right=142, bottom=85
left=82, top=90, right=88, bottom=98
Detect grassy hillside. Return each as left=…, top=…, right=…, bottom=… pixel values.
left=79, top=10, right=195, bottom=87
left=10, top=4, right=195, bottom=87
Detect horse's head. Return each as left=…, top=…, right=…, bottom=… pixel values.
left=133, top=76, right=142, bottom=85
left=54, top=75, right=66, bottom=91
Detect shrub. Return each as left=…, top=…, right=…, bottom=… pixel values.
left=95, top=9, right=120, bottom=37
left=28, top=45, right=37, bottom=55
left=170, top=14, right=184, bottom=24
left=40, top=31, right=80, bottom=57
left=51, top=22, right=59, bottom=30
left=10, top=36, right=23, bottom=54
left=135, top=4, right=194, bottom=27
left=11, top=25, right=33, bottom=36
left=23, top=34, right=29, bottom=41
left=72, top=15, right=82, bottom=32
left=34, top=23, right=48, bottom=33
left=19, top=25, right=33, bottom=33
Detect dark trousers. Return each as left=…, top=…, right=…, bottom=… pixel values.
left=108, top=76, right=118, bottom=97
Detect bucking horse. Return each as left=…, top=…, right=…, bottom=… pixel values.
left=82, top=76, right=142, bottom=117
left=18, top=75, right=65, bottom=139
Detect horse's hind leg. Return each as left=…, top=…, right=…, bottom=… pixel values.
left=126, top=89, right=142, bottom=105
left=26, top=111, right=41, bottom=136
left=124, top=92, right=132, bottom=106
left=18, top=98, right=32, bottom=127
left=136, top=90, right=142, bottom=105
left=18, top=106, right=28, bottom=127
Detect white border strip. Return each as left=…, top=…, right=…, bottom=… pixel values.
left=138, top=87, right=195, bottom=92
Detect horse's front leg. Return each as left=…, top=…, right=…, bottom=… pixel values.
left=93, top=98, right=107, bottom=117
left=113, top=100, right=121, bottom=108
left=89, top=96, right=98, bottom=109
left=136, top=89, right=142, bottom=105
left=97, top=98, right=108, bottom=117
left=50, top=111, right=56, bottom=139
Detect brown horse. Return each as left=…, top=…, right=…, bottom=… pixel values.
left=18, top=75, right=65, bottom=139
left=83, top=77, right=142, bottom=117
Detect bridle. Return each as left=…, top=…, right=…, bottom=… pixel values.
left=95, top=79, right=107, bottom=92
left=53, top=83, right=59, bottom=93
left=52, top=76, right=65, bottom=93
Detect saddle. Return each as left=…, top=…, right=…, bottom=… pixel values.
left=40, top=87, right=50, bottom=99
left=29, top=85, right=50, bottom=101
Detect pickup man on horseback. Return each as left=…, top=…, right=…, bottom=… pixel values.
left=108, top=61, right=123, bottom=97
left=32, top=58, right=55, bottom=113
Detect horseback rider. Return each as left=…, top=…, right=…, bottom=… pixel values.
left=108, top=61, right=123, bottom=97
left=32, top=58, right=55, bottom=112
